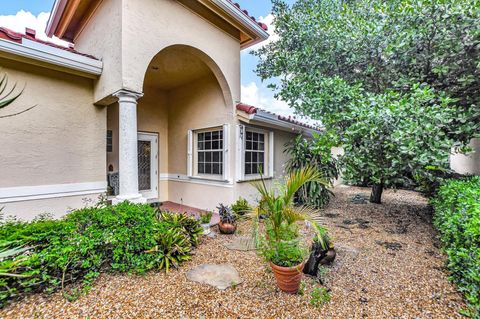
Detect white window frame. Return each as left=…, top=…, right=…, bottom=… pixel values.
left=187, top=124, right=230, bottom=182
left=236, top=124, right=274, bottom=181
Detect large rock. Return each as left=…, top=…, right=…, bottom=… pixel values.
left=186, top=264, right=242, bottom=290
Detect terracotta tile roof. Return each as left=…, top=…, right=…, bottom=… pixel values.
left=236, top=102, right=319, bottom=130
left=228, top=1, right=268, bottom=31
left=0, top=26, right=99, bottom=60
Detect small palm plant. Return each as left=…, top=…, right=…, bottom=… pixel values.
left=251, top=166, right=329, bottom=293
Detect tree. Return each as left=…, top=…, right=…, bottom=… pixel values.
left=254, top=0, right=480, bottom=203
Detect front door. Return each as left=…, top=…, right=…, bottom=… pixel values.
left=137, top=132, right=158, bottom=200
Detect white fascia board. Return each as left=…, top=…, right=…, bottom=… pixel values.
left=0, top=38, right=103, bottom=76
left=214, top=0, right=269, bottom=45
left=46, top=0, right=68, bottom=37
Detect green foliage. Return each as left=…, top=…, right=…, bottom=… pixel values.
left=231, top=197, right=251, bottom=216
left=310, top=287, right=331, bottom=307
left=431, top=177, right=480, bottom=317
left=156, top=211, right=203, bottom=247
left=342, top=86, right=458, bottom=192
left=199, top=211, right=212, bottom=224
left=0, top=203, right=199, bottom=307
left=285, top=133, right=339, bottom=208
left=254, top=0, right=480, bottom=202
left=0, top=70, right=35, bottom=119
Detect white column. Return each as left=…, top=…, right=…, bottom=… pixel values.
left=112, top=89, right=146, bottom=204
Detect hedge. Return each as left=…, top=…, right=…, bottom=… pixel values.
left=431, top=177, right=480, bottom=317
left=0, top=202, right=201, bottom=307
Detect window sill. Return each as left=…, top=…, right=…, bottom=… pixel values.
left=189, top=176, right=230, bottom=183
left=237, top=176, right=274, bottom=183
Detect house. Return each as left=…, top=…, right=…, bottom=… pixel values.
left=0, top=0, right=318, bottom=220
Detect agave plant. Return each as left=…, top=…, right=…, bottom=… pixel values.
left=156, top=211, right=203, bottom=247
left=147, top=228, right=192, bottom=272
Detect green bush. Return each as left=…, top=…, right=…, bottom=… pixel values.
left=0, top=202, right=200, bottom=307
left=284, top=133, right=338, bottom=208
left=231, top=197, right=251, bottom=216
left=431, top=177, right=480, bottom=317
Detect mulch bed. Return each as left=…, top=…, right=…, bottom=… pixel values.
left=0, top=186, right=466, bottom=318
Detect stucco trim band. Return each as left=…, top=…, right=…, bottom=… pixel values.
left=0, top=38, right=103, bottom=76
left=0, top=181, right=107, bottom=203
left=160, top=173, right=234, bottom=188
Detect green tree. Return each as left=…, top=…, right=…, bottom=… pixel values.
left=254, top=0, right=480, bottom=202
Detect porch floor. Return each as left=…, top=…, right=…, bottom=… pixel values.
left=158, top=201, right=220, bottom=225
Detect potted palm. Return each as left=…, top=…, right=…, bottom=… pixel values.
left=251, top=166, right=328, bottom=294
left=217, top=204, right=236, bottom=234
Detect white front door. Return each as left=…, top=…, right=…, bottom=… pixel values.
left=137, top=132, right=158, bottom=200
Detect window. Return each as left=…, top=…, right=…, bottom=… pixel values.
left=197, top=129, right=223, bottom=175
left=236, top=125, right=274, bottom=181
left=106, top=130, right=113, bottom=152
left=245, top=131, right=265, bottom=175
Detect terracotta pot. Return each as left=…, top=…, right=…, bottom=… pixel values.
left=270, top=261, right=305, bottom=294
left=218, top=221, right=236, bottom=234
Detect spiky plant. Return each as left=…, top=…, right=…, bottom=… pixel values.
left=0, top=70, right=33, bottom=119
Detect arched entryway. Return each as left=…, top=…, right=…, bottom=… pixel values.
left=106, top=45, right=234, bottom=205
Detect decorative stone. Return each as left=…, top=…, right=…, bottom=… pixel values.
left=186, top=264, right=242, bottom=290
left=224, top=237, right=256, bottom=251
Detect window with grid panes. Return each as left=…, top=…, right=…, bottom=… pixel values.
left=197, top=129, right=223, bottom=175
left=245, top=130, right=265, bottom=175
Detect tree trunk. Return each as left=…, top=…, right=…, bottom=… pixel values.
left=370, top=183, right=384, bottom=204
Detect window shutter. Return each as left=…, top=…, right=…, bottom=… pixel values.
left=187, top=129, right=193, bottom=177
left=236, top=124, right=245, bottom=181
left=269, top=131, right=274, bottom=177
left=223, top=124, right=230, bottom=181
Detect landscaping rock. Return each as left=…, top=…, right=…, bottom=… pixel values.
left=186, top=264, right=242, bottom=290
left=224, top=237, right=256, bottom=251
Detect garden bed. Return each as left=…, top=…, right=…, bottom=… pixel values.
left=1, top=186, right=465, bottom=318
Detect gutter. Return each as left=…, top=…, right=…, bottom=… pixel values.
left=213, top=0, right=270, bottom=48
left=242, top=109, right=318, bottom=137
left=0, top=38, right=103, bottom=77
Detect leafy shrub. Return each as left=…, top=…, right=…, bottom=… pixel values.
left=431, top=177, right=480, bottom=317
left=284, top=133, right=338, bottom=208
left=231, top=197, right=251, bottom=216
left=199, top=211, right=212, bottom=224
left=156, top=211, right=203, bottom=247
left=0, top=202, right=199, bottom=307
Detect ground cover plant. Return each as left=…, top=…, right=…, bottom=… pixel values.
left=432, top=177, right=480, bottom=317
left=0, top=203, right=201, bottom=307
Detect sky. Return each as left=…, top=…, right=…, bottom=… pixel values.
left=0, top=0, right=297, bottom=116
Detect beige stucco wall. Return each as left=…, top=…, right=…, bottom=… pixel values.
left=74, top=0, right=123, bottom=103
left=0, top=58, right=105, bottom=219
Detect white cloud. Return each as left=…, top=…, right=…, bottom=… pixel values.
left=241, top=81, right=294, bottom=116
left=0, top=10, right=69, bottom=46
left=245, top=14, right=278, bottom=53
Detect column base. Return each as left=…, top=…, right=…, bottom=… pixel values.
left=112, top=193, right=147, bottom=205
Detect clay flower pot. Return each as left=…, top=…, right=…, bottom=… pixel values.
left=218, top=221, right=236, bottom=234
left=270, top=261, right=305, bottom=294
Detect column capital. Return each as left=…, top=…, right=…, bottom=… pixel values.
left=113, top=89, right=144, bottom=102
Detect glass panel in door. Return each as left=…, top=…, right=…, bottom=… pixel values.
left=138, top=140, right=151, bottom=191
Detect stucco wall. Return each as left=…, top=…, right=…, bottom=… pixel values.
left=122, top=0, right=240, bottom=103
left=450, top=138, right=480, bottom=175
left=0, top=58, right=105, bottom=219
left=74, top=0, right=123, bottom=103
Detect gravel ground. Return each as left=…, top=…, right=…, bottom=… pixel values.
left=0, top=186, right=466, bottom=319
